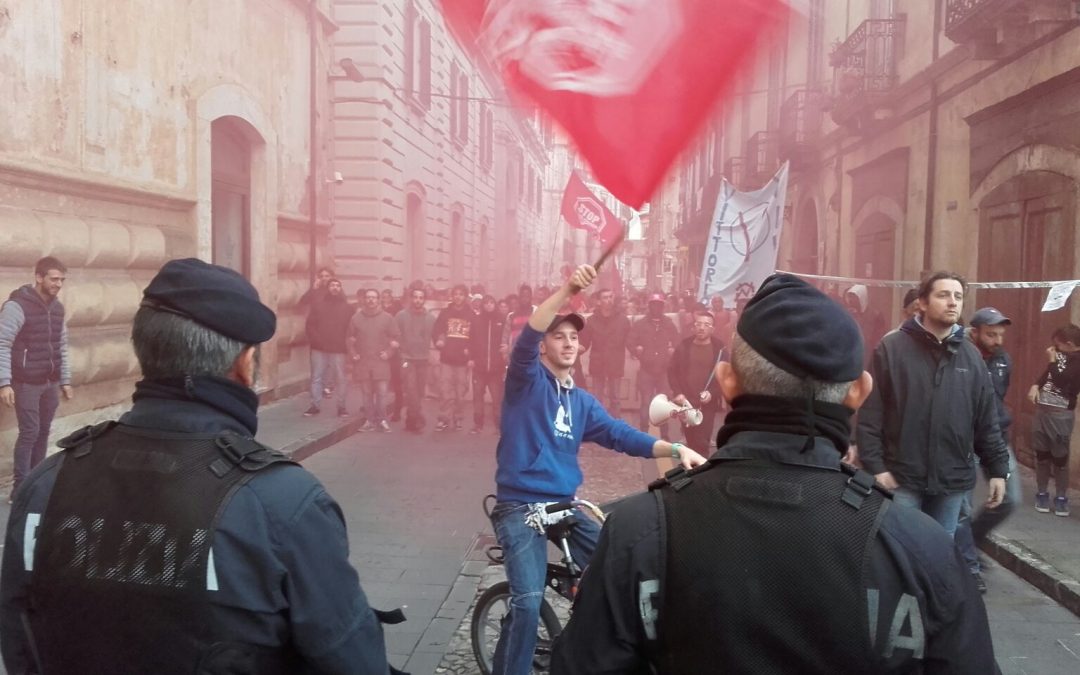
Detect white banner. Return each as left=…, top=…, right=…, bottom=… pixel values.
left=697, top=162, right=789, bottom=306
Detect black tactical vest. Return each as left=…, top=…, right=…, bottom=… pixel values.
left=652, top=458, right=890, bottom=674
left=26, top=421, right=300, bottom=675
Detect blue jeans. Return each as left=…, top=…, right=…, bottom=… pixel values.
left=892, top=487, right=966, bottom=538
left=955, top=446, right=1021, bottom=573
left=354, top=372, right=388, bottom=424
left=490, top=502, right=601, bottom=675
left=12, top=381, right=60, bottom=491
left=310, top=350, right=348, bottom=410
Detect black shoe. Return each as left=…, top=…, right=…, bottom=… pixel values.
left=972, top=572, right=987, bottom=594
left=303, top=405, right=320, bottom=417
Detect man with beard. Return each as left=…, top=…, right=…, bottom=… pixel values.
left=302, top=278, right=354, bottom=418
left=380, top=289, right=405, bottom=422
left=395, top=287, right=436, bottom=433
left=585, top=288, right=630, bottom=413
left=0, top=257, right=73, bottom=502
left=349, top=289, right=400, bottom=433
left=433, top=284, right=474, bottom=432
left=468, top=295, right=506, bottom=434
left=0, top=258, right=395, bottom=674
left=550, top=274, right=998, bottom=675
left=858, top=272, right=1008, bottom=537
left=955, top=307, right=1021, bottom=592
left=491, top=265, right=706, bottom=675
left=627, top=293, right=679, bottom=439
left=668, top=310, right=724, bottom=453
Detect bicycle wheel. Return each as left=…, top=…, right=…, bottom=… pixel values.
left=470, top=579, right=562, bottom=675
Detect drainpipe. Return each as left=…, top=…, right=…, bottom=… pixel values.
left=923, top=0, right=942, bottom=272
left=308, top=0, right=319, bottom=285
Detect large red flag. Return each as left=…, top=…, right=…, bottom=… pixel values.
left=439, top=0, right=786, bottom=207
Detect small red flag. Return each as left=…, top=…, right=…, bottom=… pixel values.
left=439, top=0, right=786, bottom=207
left=560, top=172, right=623, bottom=246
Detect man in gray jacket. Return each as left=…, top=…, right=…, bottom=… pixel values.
left=857, top=271, right=1008, bottom=538
left=395, top=287, right=436, bottom=433
left=0, top=257, right=74, bottom=501
left=349, top=289, right=400, bottom=433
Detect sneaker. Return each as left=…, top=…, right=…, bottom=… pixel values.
left=470, top=426, right=482, bottom=435
left=303, top=405, right=320, bottom=417
left=972, top=572, right=987, bottom=594
left=360, top=420, right=376, bottom=433
left=337, top=408, right=349, bottom=418
left=1055, top=496, right=1070, bottom=517
left=434, top=420, right=450, bottom=432
left=1036, top=492, right=1051, bottom=513
left=378, top=420, right=392, bottom=433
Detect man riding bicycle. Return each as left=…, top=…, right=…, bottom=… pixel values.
left=491, top=264, right=706, bottom=675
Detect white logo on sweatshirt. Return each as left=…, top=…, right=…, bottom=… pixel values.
left=554, top=404, right=573, bottom=438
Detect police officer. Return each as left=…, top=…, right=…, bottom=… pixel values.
left=550, top=274, right=998, bottom=674
left=1, top=259, right=396, bottom=674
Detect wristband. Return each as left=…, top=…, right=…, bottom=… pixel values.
left=670, top=442, right=683, bottom=459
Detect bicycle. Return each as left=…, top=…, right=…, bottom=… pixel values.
left=470, top=495, right=607, bottom=675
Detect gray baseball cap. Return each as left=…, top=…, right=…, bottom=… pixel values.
left=970, top=307, right=1011, bottom=327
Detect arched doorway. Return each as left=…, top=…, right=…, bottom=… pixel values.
left=978, top=170, right=1077, bottom=452
left=406, top=191, right=425, bottom=285
left=211, top=117, right=253, bottom=277
left=854, top=211, right=896, bottom=329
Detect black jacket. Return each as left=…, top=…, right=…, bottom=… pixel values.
left=857, top=318, right=1009, bottom=493
left=1, top=387, right=391, bottom=675
left=550, top=431, right=999, bottom=674
left=469, top=309, right=506, bottom=374
left=667, top=336, right=724, bottom=410
left=979, top=344, right=1012, bottom=434
left=585, top=311, right=631, bottom=378
left=302, top=289, right=355, bottom=354
left=433, top=303, right=474, bottom=366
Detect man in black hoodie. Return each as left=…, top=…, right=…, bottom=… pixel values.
left=433, top=284, right=473, bottom=431
left=468, top=295, right=505, bottom=434
left=302, top=278, right=354, bottom=418
left=857, top=272, right=1008, bottom=538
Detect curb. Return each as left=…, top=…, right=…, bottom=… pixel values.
left=283, top=418, right=361, bottom=462
left=982, top=532, right=1080, bottom=618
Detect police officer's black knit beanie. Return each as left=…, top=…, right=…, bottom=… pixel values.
left=142, top=258, right=277, bottom=344
left=736, top=274, right=863, bottom=383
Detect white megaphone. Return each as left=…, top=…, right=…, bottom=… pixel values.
left=649, top=394, right=704, bottom=427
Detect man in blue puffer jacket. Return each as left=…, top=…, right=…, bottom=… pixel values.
left=490, top=264, right=707, bottom=675
left=0, top=256, right=73, bottom=501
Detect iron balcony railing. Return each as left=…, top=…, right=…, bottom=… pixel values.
left=746, top=131, right=779, bottom=184
left=829, top=17, right=905, bottom=99
left=946, top=0, right=1074, bottom=43
left=724, top=157, right=746, bottom=191
left=779, top=89, right=824, bottom=159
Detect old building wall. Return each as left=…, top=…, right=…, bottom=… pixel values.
left=0, top=0, right=336, bottom=479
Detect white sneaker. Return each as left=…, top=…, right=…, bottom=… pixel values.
left=378, top=420, right=392, bottom=433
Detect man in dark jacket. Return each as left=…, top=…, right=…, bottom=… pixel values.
left=627, top=293, right=679, bottom=438
left=381, top=289, right=405, bottom=421
left=468, top=295, right=505, bottom=434
left=0, top=258, right=394, bottom=675
left=551, top=274, right=999, bottom=675
left=433, top=284, right=473, bottom=431
left=0, top=257, right=73, bottom=500
left=667, top=310, right=724, bottom=453
left=857, top=272, right=1008, bottom=538
left=302, top=278, right=355, bottom=418
left=586, top=289, right=630, bottom=414
left=954, top=307, right=1021, bottom=592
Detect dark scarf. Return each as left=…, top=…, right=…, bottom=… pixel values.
left=716, top=394, right=853, bottom=455
left=132, top=375, right=259, bottom=436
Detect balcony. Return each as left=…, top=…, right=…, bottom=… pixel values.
left=945, top=0, right=1077, bottom=58
left=724, top=156, right=746, bottom=191
left=745, top=131, right=779, bottom=187
left=780, top=89, right=825, bottom=167
left=829, top=17, right=905, bottom=130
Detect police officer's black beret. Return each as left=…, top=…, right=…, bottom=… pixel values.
left=736, top=274, right=863, bottom=383
left=142, top=258, right=276, bottom=344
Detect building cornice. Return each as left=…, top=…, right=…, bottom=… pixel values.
left=0, top=159, right=196, bottom=211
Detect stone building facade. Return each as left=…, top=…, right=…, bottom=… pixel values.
left=0, top=0, right=340, bottom=478
left=678, top=0, right=1080, bottom=475
left=329, top=0, right=561, bottom=295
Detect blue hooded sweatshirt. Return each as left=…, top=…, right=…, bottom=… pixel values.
left=495, top=324, right=657, bottom=503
